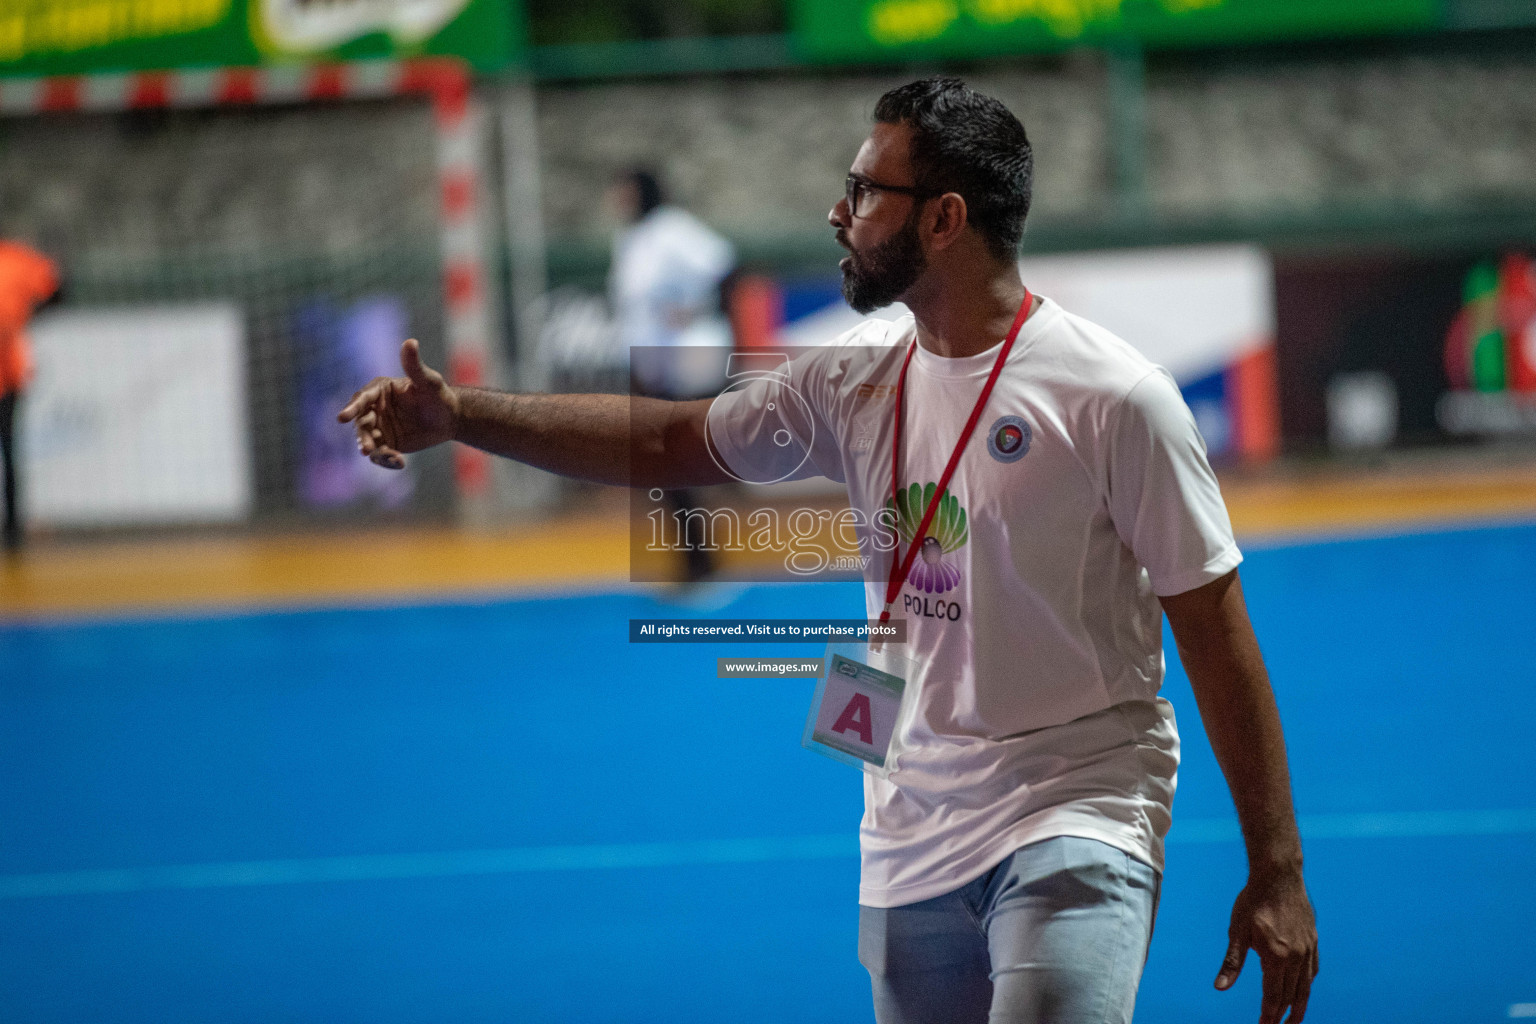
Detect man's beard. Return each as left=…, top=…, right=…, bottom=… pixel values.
left=840, top=213, right=926, bottom=315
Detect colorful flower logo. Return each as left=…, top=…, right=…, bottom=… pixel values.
left=887, top=482, right=968, bottom=594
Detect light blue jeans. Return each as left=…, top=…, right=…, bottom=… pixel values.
left=858, top=836, right=1161, bottom=1024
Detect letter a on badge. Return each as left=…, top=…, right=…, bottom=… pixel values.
left=831, top=692, right=874, bottom=744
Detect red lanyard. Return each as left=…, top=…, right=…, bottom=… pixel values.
left=879, top=290, right=1033, bottom=622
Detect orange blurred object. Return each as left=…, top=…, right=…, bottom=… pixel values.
left=0, top=240, right=60, bottom=395
left=728, top=274, right=784, bottom=350
left=1231, top=343, right=1281, bottom=462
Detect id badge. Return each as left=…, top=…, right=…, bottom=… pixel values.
left=801, top=641, right=918, bottom=778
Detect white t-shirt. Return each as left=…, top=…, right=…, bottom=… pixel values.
left=707, top=296, right=1243, bottom=908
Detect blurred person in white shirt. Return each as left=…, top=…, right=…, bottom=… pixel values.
left=608, top=167, right=737, bottom=580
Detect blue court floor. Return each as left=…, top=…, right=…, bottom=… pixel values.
left=2, top=522, right=1534, bottom=1023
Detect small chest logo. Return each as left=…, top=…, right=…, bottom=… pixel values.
left=986, top=415, right=1032, bottom=463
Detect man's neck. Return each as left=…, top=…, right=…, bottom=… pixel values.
left=907, top=263, right=1033, bottom=359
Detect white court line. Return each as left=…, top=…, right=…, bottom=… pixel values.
left=1173, top=808, right=1536, bottom=844
left=3, top=809, right=1534, bottom=901
left=0, top=835, right=854, bottom=901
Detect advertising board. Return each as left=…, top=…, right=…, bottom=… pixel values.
left=0, top=0, right=518, bottom=76
left=793, top=0, right=1435, bottom=62
left=22, top=304, right=253, bottom=527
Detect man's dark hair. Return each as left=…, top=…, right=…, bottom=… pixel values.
left=620, top=167, right=665, bottom=220
left=873, top=77, right=1033, bottom=262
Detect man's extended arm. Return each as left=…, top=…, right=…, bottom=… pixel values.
left=1160, top=568, right=1319, bottom=1024
left=337, top=338, right=731, bottom=489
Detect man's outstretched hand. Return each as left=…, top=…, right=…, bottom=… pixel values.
left=337, top=338, right=458, bottom=470
left=1216, top=872, right=1319, bottom=1024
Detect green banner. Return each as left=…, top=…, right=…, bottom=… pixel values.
left=793, top=0, right=1438, bottom=62
left=0, top=0, right=522, bottom=77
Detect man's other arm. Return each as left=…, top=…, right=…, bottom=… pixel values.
left=338, top=338, right=731, bottom=490
left=1160, top=568, right=1319, bottom=1024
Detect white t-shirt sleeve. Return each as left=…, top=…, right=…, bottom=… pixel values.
left=706, top=348, right=845, bottom=484
left=1105, top=369, right=1242, bottom=596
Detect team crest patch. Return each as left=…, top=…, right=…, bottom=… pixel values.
left=986, top=415, right=1031, bottom=463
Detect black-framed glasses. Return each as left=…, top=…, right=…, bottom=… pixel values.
left=844, top=173, right=939, bottom=218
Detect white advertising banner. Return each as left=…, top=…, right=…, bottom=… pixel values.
left=779, top=244, right=1275, bottom=384
left=22, top=304, right=252, bottom=527
left=1015, top=244, right=1275, bottom=382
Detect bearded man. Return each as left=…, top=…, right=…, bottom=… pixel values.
left=341, top=77, right=1318, bottom=1024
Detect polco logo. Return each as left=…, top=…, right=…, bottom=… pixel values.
left=888, top=482, right=967, bottom=594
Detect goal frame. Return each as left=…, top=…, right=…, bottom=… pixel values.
left=0, top=57, right=502, bottom=516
